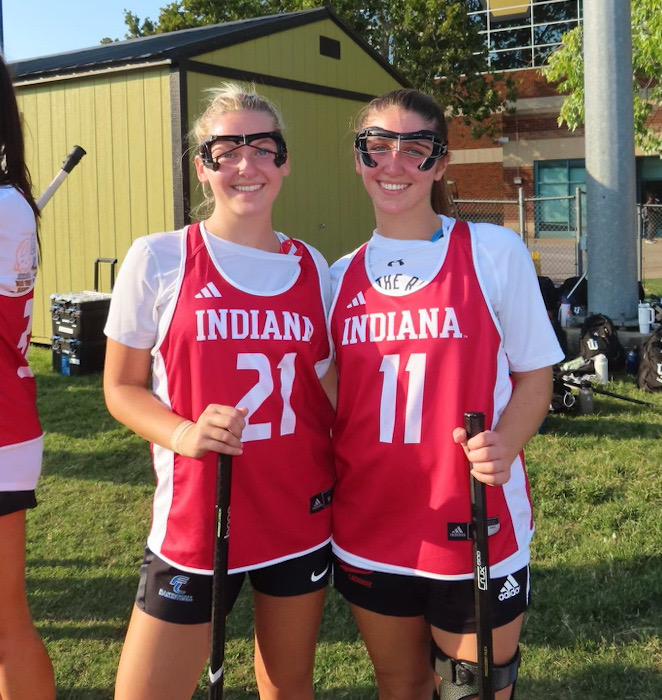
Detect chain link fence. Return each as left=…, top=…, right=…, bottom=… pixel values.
left=641, top=202, right=662, bottom=243
left=640, top=202, right=662, bottom=284
left=454, top=191, right=662, bottom=285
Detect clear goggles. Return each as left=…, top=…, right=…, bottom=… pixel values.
left=355, top=127, right=448, bottom=171
left=199, top=132, right=288, bottom=170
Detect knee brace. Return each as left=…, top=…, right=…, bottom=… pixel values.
left=432, top=683, right=517, bottom=700
left=431, top=642, right=520, bottom=700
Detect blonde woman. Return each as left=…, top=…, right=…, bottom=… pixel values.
left=104, top=84, right=335, bottom=700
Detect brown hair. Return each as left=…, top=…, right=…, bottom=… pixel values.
left=356, top=89, right=454, bottom=216
left=0, top=55, right=40, bottom=234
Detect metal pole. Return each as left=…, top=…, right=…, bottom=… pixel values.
left=517, top=187, right=525, bottom=242
left=575, top=186, right=583, bottom=277
left=637, top=204, right=643, bottom=282
left=584, top=0, right=638, bottom=327
left=0, top=0, right=5, bottom=55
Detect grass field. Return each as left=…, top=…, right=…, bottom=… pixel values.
left=643, top=278, right=662, bottom=299
left=26, top=343, right=662, bottom=699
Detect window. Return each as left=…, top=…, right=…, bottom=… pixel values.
left=467, top=0, right=583, bottom=70
left=535, top=159, right=586, bottom=237
left=319, top=36, right=341, bottom=60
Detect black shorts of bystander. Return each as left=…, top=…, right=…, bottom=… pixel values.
left=0, top=490, right=37, bottom=516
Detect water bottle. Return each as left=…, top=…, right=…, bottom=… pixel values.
left=626, top=347, right=639, bottom=374
left=594, top=353, right=609, bottom=384
left=559, top=295, right=571, bottom=327
left=578, top=386, right=594, bottom=414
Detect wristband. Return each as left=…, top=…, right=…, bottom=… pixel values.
left=171, top=419, right=195, bottom=455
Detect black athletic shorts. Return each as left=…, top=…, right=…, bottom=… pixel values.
left=334, top=557, right=530, bottom=634
left=136, top=544, right=332, bottom=625
left=0, top=490, right=37, bottom=517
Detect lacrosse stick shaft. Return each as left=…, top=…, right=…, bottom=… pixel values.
left=562, top=378, right=654, bottom=406
left=464, top=411, right=494, bottom=700
left=36, top=145, right=86, bottom=211
left=565, top=272, right=587, bottom=301
left=208, top=453, right=232, bottom=699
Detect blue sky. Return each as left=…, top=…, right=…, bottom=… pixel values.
left=2, top=0, right=166, bottom=61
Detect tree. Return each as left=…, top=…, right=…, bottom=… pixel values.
left=542, top=0, right=662, bottom=154
left=120, top=0, right=517, bottom=137
left=124, top=1, right=280, bottom=35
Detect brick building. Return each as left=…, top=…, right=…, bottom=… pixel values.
left=446, top=0, right=662, bottom=238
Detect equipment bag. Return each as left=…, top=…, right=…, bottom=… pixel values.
left=637, top=327, right=662, bottom=392
left=579, top=314, right=625, bottom=371
left=651, top=300, right=662, bottom=325
left=538, top=276, right=560, bottom=316
left=550, top=370, right=577, bottom=414
left=558, top=275, right=587, bottom=307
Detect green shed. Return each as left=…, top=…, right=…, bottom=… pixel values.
left=10, top=7, right=405, bottom=343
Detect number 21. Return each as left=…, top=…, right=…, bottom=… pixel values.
left=236, top=352, right=296, bottom=442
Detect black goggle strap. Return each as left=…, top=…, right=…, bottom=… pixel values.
left=200, top=131, right=288, bottom=169
left=354, top=127, right=448, bottom=171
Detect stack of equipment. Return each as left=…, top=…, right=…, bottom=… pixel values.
left=51, top=258, right=116, bottom=376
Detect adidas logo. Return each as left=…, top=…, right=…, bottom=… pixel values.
left=346, top=291, right=366, bottom=309
left=449, top=526, right=466, bottom=540
left=498, top=574, right=521, bottom=601
left=195, top=282, right=222, bottom=299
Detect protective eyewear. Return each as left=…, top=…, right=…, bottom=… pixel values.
left=200, top=132, right=288, bottom=170
left=355, top=127, right=448, bottom=171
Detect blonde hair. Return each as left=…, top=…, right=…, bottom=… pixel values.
left=190, top=82, right=285, bottom=219
left=191, top=82, right=284, bottom=148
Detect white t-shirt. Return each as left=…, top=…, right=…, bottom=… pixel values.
left=0, top=185, right=38, bottom=296
left=105, top=222, right=333, bottom=376
left=330, top=215, right=563, bottom=373
left=0, top=185, right=43, bottom=490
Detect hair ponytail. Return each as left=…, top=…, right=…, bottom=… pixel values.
left=432, top=177, right=457, bottom=216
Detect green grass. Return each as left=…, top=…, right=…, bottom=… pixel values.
left=27, top=345, right=662, bottom=699
left=643, top=278, right=662, bottom=298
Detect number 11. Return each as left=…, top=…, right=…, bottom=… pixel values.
left=378, top=353, right=426, bottom=444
